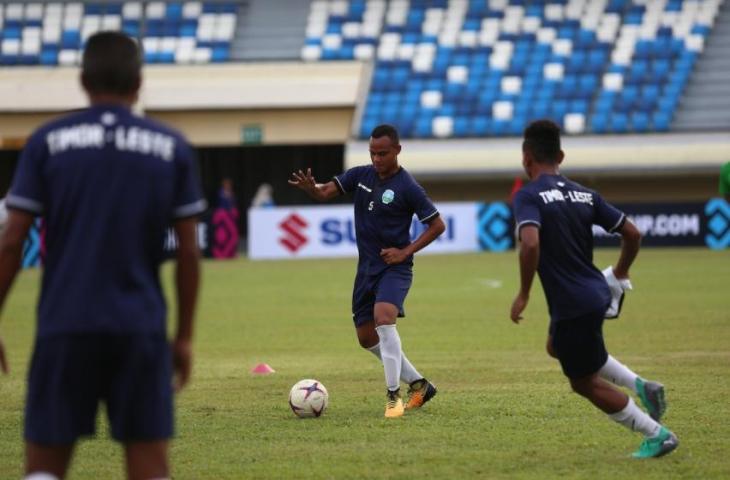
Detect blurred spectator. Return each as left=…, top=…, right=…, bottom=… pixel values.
left=217, top=177, right=237, bottom=211
left=212, top=177, right=239, bottom=258
left=251, top=183, right=275, bottom=208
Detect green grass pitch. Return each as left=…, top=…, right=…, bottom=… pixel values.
left=0, top=248, right=728, bottom=479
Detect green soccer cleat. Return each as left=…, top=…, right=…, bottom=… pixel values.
left=405, top=378, right=437, bottom=410
left=636, top=377, right=666, bottom=421
left=632, top=427, right=679, bottom=459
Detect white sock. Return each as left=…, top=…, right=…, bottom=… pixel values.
left=367, top=343, right=423, bottom=384
left=375, top=325, right=402, bottom=391
left=608, top=397, right=662, bottom=437
left=599, top=355, right=639, bottom=393
left=25, top=474, right=60, bottom=480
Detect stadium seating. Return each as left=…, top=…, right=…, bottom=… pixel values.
left=302, top=0, right=721, bottom=137
left=0, top=1, right=238, bottom=66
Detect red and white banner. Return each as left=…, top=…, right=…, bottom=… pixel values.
left=248, top=203, right=478, bottom=260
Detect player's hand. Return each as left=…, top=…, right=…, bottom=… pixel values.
left=172, top=337, right=193, bottom=392
left=0, top=337, right=8, bottom=374
left=288, top=168, right=317, bottom=193
left=510, top=292, right=529, bottom=324
left=380, top=247, right=407, bottom=265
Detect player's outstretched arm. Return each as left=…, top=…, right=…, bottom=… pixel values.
left=380, top=215, right=445, bottom=265
left=172, top=217, right=200, bottom=392
left=612, top=219, right=641, bottom=279
left=511, top=224, right=539, bottom=324
left=288, top=168, right=340, bottom=202
left=0, top=209, right=35, bottom=374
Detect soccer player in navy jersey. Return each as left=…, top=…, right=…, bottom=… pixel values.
left=289, top=124, right=445, bottom=418
left=0, top=32, right=205, bottom=479
left=510, top=120, right=678, bottom=458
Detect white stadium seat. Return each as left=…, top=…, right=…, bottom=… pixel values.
left=353, top=43, right=374, bottom=60
left=6, top=3, right=23, bottom=21
left=544, top=62, right=564, bottom=80
left=447, top=65, right=468, bottom=84
left=432, top=116, right=454, bottom=138
left=552, top=38, right=573, bottom=56
left=183, top=1, right=202, bottom=19
left=301, top=45, right=322, bottom=61
left=25, top=3, right=44, bottom=21
left=322, top=33, right=342, bottom=50
left=564, top=113, right=586, bottom=134
left=193, top=47, right=212, bottom=64
left=493, top=101, right=514, bottom=121
left=420, top=90, right=442, bottom=109
left=397, top=43, right=415, bottom=60
left=143, top=37, right=160, bottom=54
left=122, top=2, right=143, bottom=20
left=58, top=49, right=78, bottom=66
left=501, top=76, right=522, bottom=95
left=102, top=15, right=122, bottom=31
left=146, top=2, right=165, bottom=20
left=2, top=38, right=21, bottom=55
left=602, top=73, right=623, bottom=91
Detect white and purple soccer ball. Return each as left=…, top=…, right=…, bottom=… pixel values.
left=288, top=379, right=328, bottom=418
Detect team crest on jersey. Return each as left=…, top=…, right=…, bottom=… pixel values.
left=381, top=189, right=395, bottom=204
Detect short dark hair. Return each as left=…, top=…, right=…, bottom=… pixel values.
left=370, top=124, right=400, bottom=146
left=523, top=119, right=562, bottom=164
left=82, top=31, right=141, bottom=96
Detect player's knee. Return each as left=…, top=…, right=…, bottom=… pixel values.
left=357, top=336, right=376, bottom=349
left=373, top=302, right=398, bottom=327
left=569, top=376, right=596, bottom=398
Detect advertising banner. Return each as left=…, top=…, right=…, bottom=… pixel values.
left=593, top=202, right=712, bottom=247
left=248, top=202, right=479, bottom=260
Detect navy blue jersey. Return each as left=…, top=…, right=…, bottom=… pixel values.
left=512, top=174, right=625, bottom=322
left=334, top=166, right=438, bottom=274
left=7, top=104, right=206, bottom=337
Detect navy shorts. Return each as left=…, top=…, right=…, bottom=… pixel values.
left=25, top=333, right=173, bottom=445
left=549, top=308, right=608, bottom=379
left=352, top=266, right=413, bottom=326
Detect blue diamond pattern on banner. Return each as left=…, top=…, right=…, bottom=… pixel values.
left=708, top=213, right=727, bottom=236
left=704, top=198, right=730, bottom=250
left=478, top=202, right=513, bottom=252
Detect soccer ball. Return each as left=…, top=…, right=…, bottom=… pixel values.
left=288, top=379, right=328, bottom=418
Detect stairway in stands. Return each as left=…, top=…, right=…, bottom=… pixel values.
left=672, top=0, right=730, bottom=131
left=231, top=0, right=311, bottom=61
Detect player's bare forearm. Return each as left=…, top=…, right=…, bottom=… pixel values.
left=405, top=215, right=445, bottom=256
left=510, top=226, right=539, bottom=323
left=173, top=218, right=200, bottom=342
left=614, top=219, right=641, bottom=279
left=380, top=216, right=445, bottom=265
left=517, top=225, right=540, bottom=296
left=0, top=210, right=34, bottom=316
left=288, top=169, right=339, bottom=202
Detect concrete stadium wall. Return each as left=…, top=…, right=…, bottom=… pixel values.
left=0, top=61, right=364, bottom=147
left=1, top=61, right=726, bottom=202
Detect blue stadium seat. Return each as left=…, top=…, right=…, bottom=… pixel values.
left=303, top=0, right=715, bottom=138
left=40, top=49, right=58, bottom=65
left=631, top=112, right=650, bottom=132
left=609, top=113, right=629, bottom=133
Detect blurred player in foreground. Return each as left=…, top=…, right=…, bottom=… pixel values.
left=0, top=32, right=205, bottom=479
left=510, top=120, right=678, bottom=458
left=289, top=124, right=445, bottom=418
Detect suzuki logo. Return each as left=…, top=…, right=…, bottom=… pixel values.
left=279, top=213, right=308, bottom=253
